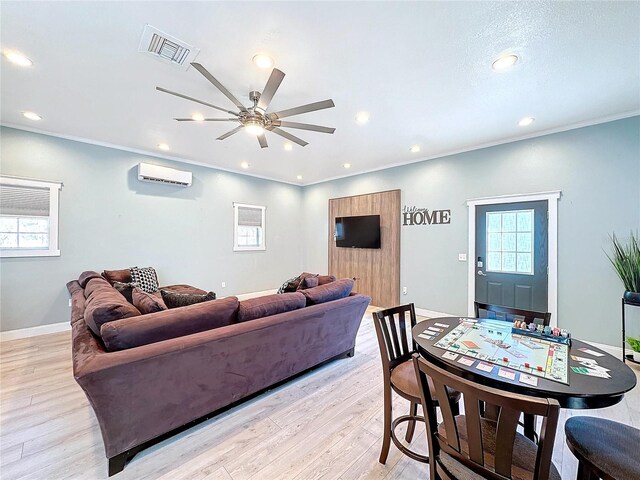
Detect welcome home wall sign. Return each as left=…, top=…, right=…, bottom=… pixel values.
left=402, top=206, right=451, bottom=226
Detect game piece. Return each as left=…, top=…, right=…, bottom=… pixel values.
left=525, top=362, right=530, bottom=368
left=528, top=323, right=536, bottom=331
left=503, top=357, right=508, bottom=363
left=561, top=329, right=569, bottom=338
left=543, top=326, right=551, bottom=335
left=537, top=366, right=543, bottom=372
left=536, top=324, right=544, bottom=333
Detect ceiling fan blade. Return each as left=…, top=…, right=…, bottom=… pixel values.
left=267, top=127, right=308, bottom=147
left=217, top=125, right=244, bottom=140
left=191, top=63, right=248, bottom=113
left=257, top=133, right=268, bottom=149
left=256, top=69, right=285, bottom=114
left=273, top=121, right=335, bottom=134
left=269, top=99, right=335, bottom=120
left=156, top=87, right=239, bottom=116
left=174, top=118, right=239, bottom=122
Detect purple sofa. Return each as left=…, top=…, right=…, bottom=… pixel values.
left=67, top=273, right=370, bottom=476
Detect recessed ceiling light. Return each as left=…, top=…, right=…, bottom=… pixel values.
left=157, top=143, right=170, bottom=151
left=191, top=113, right=204, bottom=122
left=22, top=111, right=41, bottom=121
left=240, top=161, right=250, bottom=169
left=518, top=116, right=535, bottom=127
left=343, top=163, right=351, bottom=169
left=252, top=54, right=274, bottom=69
left=4, top=50, right=33, bottom=67
left=284, top=143, right=293, bottom=151
left=355, top=112, right=370, bottom=124
left=296, top=175, right=303, bottom=180
left=410, top=145, right=421, bottom=153
left=492, top=54, right=519, bottom=72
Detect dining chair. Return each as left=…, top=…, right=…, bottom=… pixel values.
left=474, top=301, right=552, bottom=327
left=412, top=353, right=561, bottom=480
left=372, top=304, right=461, bottom=464
left=565, top=416, right=640, bottom=480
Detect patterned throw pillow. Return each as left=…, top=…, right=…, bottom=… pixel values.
left=160, top=289, right=216, bottom=309
left=277, top=275, right=302, bottom=294
left=112, top=281, right=140, bottom=304
left=129, top=267, right=159, bottom=294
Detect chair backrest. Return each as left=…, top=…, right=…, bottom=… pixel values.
left=474, top=302, right=552, bottom=327
left=372, top=304, right=417, bottom=371
left=413, top=354, right=559, bottom=480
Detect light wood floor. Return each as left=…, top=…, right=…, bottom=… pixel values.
left=1, top=307, right=639, bottom=480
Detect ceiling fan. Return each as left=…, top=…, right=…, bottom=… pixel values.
left=157, top=62, right=335, bottom=148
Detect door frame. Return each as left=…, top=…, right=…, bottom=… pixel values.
left=467, top=191, right=561, bottom=327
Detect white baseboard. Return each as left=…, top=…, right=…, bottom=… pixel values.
left=0, top=288, right=280, bottom=342
left=0, top=321, right=71, bottom=342
left=414, top=307, right=458, bottom=319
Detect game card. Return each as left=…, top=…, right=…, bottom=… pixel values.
left=418, top=333, right=433, bottom=340
left=442, top=352, right=459, bottom=360
left=476, top=362, right=494, bottom=373
left=434, top=322, right=449, bottom=328
left=498, top=368, right=516, bottom=381
left=427, top=327, right=443, bottom=333
left=519, top=374, right=538, bottom=387
left=457, top=356, right=475, bottom=366
left=578, top=348, right=605, bottom=357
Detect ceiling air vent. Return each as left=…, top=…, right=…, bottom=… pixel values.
left=138, top=24, right=199, bottom=70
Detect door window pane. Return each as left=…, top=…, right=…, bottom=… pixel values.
left=485, top=209, right=534, bottom=275
left=0, top=233, right=18, bottom=248
left=0, top=217, right=18, bottom=232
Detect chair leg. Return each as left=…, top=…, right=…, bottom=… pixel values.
left=576, top=461, right=598, bottom=480
left=405, top=401, right=417, bottom=442
left=451, top=399, right=460, bottom=416
left=379, top=386, right=392, bottom=464
left=523, top=413, right=537, bottom=442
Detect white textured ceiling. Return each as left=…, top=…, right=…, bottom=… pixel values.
left=1, top=1, right=639, bottom=185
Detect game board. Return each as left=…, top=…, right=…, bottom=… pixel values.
left=434, top=319, right=569, bottom=384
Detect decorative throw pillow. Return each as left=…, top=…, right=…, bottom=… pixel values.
left=129, top=266, right=159, bottom=294
left=318, top=275, right=337, bottom=286
left=298, top=275, right=319, bottom=290
left=160, top=289, right=216, bottom=309
left=132, top=288, right=168, bottom=314
left=277, top=275, right=302, bottom=294
left=102, top=269, right=132, bottom=285
left=113, top=281, right=140, bottom=304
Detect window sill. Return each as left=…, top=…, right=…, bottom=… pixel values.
left=233, top=246, right=266, bottom=252
left=0, top=249, right=61, bottom=258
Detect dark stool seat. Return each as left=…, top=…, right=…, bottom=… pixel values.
left=391, top=360, right=461, bottom=404
left=565, top=416, right=640, bottom=480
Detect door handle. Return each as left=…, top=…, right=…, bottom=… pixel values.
left=477, top=270, right=487, bottom=276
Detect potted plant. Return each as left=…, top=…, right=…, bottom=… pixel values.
left=626, top=336, right=640, bottom=362
left=607, top=232, right=640, bottom=304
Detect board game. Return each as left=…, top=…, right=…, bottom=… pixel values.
left=434, top=319, right=569, bottom=384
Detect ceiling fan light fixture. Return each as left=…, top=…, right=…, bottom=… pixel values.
left=492, top=54, right=519, bottom=72
left=157, top=143, right=170, bottom=151
left=22, top=111, right=42, bottom=121
left=410, top=145, right=421, bottom=153
left=284, top=143, right=293, bottom=151
left=355, top=111, right=370, bottom=124
left=240, top=161, right=250, bottom=169
left=252, top=54, right=274, bottom=69
left=518, top=116, right=535, bottom=127
left=343, top=163, right=352, bottom=169
left=191, top=113, right=205, bottom=122
left=296, top=175, right=303, bottom=180
left=4, top=50, right=33, bottom=67
left=245, top=124, right=264, bottom=135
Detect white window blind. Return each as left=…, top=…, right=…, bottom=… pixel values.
left=233, top=203, right=266, bottom=251
left=0, top=176, right=62, bottom=257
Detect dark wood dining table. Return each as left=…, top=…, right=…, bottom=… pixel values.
left=412, top=317, right=637, bottom=410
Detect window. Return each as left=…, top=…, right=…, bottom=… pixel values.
left=0, top=176, right=62, bottom=257
left=233, top=203, right=265, bottom=251
left=486, top=210, right=533, bottom=274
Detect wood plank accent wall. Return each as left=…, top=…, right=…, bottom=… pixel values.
left=328, top=190, right=401, bottom=308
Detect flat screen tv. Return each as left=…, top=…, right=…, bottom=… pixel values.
left=335, top=215, right=381, bottom=249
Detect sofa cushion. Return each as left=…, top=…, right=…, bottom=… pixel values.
left=161, top=289, right=216, bottom=308
left=100, top=296, right=239, bottom=351
left=83, top=277, right=141, bottom=336
left=159, top=284, right=207, bottom=296
left=299, top=276, right=319, bottom=289
left=318, top=275, right=337, bottom=286
left=132, top=288, right=168, bottom=314
left=112, top=281, right=139, bottom=303
left=130, top=266, right=159, bottom=294
left=102, top=269, right=132, bottom=285
left=301, top=278, right=355, bottom=306
left=78, top=271, right=103, bottom=289
left=237, top=292, right=306, bottom=323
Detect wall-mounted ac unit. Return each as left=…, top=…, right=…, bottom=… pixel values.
left=137, top=163, right=192, bottom=187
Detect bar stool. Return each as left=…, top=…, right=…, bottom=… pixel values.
left=372, top=304, right=461, bottom=464
left=565, top=416, right=640, bottom=480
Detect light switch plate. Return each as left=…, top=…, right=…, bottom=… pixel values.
left=458, top=253, right=467, bottom=261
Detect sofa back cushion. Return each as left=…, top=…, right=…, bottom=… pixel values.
left=132, top=288, right=167, bottom=314
left=83, top=277, right=141, bottom=336
left=102, top=269, right=132, bottom=285
left=100, top=296, right=239, bottom=351
left=318, top=274, right=337, bottom=286
left=78, top=271, right=103, bottom=289
left=237, top=292, right=306, bottom=323
left=301, top=278, right=355, bottom=306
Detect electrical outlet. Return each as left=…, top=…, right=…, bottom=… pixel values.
left=402, top=287, right=408, bottom=295
left=221, top=282, right=226, bottom=288
left=458, top=253, right=467, bottom=261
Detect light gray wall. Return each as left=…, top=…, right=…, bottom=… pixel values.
left=302, top=117, right=640, bottom=346
left=0, top=127, right=304, bottom=332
